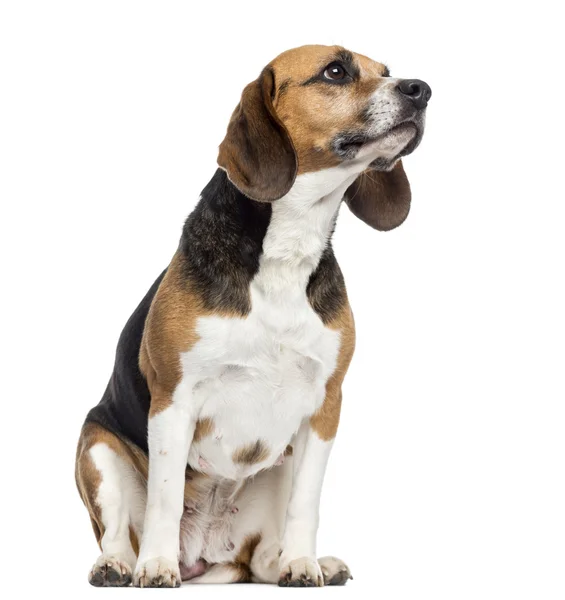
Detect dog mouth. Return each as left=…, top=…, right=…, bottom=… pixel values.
left=334, top=121, right=421, bottom=160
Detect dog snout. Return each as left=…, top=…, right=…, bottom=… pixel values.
left=397, top=79, right=432, bottom=109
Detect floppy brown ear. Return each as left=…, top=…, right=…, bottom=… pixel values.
left=344, top=160, right=411, bottom=231
left=218, top=67, right=297, bottom=202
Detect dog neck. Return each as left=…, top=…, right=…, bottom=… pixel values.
left=254, top=169, right=357, bottom=298
left=179, top=167, right=355, bottom=315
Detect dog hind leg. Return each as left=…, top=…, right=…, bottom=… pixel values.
left=76, top=423, right=147, bottom=587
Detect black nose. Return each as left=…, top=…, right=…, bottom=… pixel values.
left=397, top=79, right=432, bottom=109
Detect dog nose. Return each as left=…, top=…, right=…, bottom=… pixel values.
left=397, top=79, right=432, bottom=109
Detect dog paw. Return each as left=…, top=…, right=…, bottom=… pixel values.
left=88, top=554, right=133, bottom=587
left=134, top=556, right=181, bottom=588
left=278, top=557, right=324, bottom=587
left=318, top=556, right=353, bottom=586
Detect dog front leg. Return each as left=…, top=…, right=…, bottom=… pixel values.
left=278, top=419, right=335, bottom=587
left=134, top=397, right=195, bottom=588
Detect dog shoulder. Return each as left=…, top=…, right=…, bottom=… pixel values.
left=139, top=253, right=205, bottom=400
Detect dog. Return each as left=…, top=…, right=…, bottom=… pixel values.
left=75, top=44, right=430, bottom=587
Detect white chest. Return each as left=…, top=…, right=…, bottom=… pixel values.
left=184, top=286, right=340, bottom=479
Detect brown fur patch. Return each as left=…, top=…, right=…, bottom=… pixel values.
left=268, top=45, right=389, bottom=174
left=140, top=253, right=240, bottom=417
left=345, top=160, right=411, bottom=231
left=226, top=534, right=263, bottom=583
left=218, top=67, right=297, bottom=202
left=129, top=526, right=140, bottom=556
left=75, top=428, right=103, bottom=547
left=310, top=301, right=356, bottom=441
left=236, top=533, right=262, bottom=567
left=232, top=440, right=270, bottom=465
left=193, top=417, right=215, bottom=443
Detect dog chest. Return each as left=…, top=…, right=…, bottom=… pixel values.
left=180, top=282, right=341, bottom=480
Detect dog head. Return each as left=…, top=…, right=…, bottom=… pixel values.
left=218, top=44, right=430, bottom=230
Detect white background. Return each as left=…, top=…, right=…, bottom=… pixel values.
left=1, top=1, right=563, bottom=598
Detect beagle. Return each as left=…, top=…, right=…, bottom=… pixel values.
left=75, top=44, right=430, bottom=588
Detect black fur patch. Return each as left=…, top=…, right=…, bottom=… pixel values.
left=332, top=131, right=369, bottom=160
left=277, top=78, right=291, bottom=98
left=307, top=240, right=347, bottom=325
left=85, top=270, right=166, bottom=453
left=335, top=49, right=358, bottom=76
left=179, top=169, right=272, bottom=315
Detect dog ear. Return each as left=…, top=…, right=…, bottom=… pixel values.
left=218, top=67, right=297, bottom=202
left=344, top=160, right=411, bottom=231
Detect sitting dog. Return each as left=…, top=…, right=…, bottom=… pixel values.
left=75, top=44, right=430, bottom=587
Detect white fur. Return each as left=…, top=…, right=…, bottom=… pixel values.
left=89, top=443, right=146, bottom=569
left=135, top=403, right=196, bottom=583
left=179, top=477, right=243, bottom=566
left=280, top=424, right=333, bottom=567
left=359, top=77, right=424, bottom=165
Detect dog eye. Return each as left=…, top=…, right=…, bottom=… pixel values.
left=324, top=63, right=347, bottom=81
